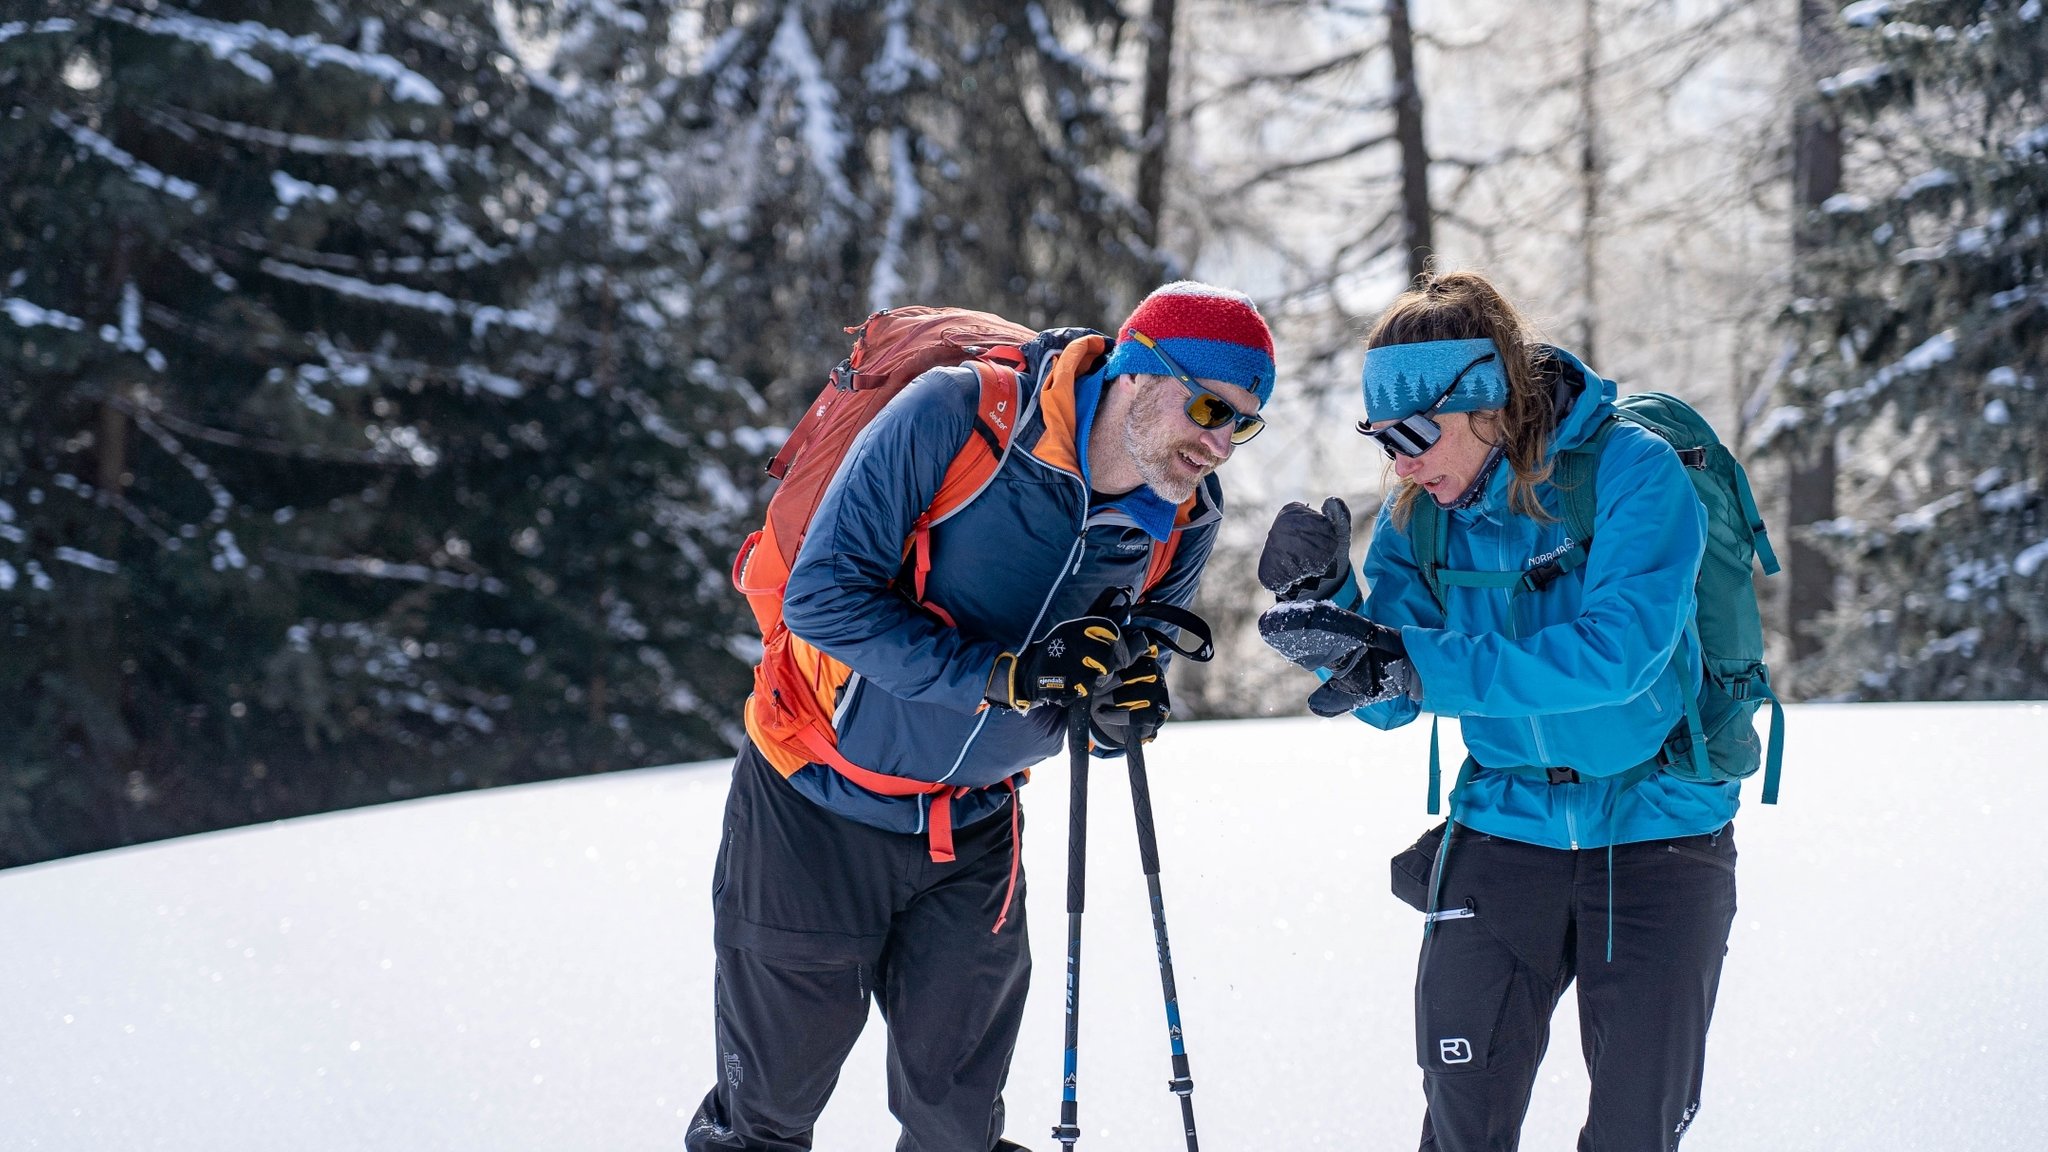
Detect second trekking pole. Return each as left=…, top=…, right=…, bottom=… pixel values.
left=1052, top=704, right=1089, bottom=1151
left=1126, top=736, right=1201, bottom=1152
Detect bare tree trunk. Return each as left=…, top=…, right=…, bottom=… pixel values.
left=1135, top=0, right=1178, bottom=251
left=75, top=230, right=138, bottom=843
left=1576, top=0, right=1601, bottom=361
left=1787, top=0, right=1842, bottom=661
left=1388, top=0, right=1433, bottom=283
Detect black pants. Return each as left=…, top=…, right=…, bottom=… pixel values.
left=685, top=744, right=1031, bottom=1152
left=1413, top=824, right=1738, bottom=1152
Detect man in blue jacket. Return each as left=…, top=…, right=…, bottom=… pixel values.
left=687, top=283, right=1276, bottom=1152
left=1259, top=271, right=1733, bottom=1151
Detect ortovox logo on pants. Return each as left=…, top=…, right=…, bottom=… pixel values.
left=1439, top=1037, right=1473, bottom=1065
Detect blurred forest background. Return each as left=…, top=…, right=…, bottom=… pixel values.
left=2, top=0, right=2042, bottom=866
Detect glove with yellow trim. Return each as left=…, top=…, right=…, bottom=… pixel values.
left=986, top=614, right=1128, bottom=711
left=1088, top=649, right=1170, bottom=750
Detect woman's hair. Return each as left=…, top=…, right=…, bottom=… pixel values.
left=1367, top=270, right=1556, bottom=528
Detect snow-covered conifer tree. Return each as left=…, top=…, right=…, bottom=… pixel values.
left=0, top=1, right=751, bottom=861
left=673, top=0, right=1162, bottom=405
left=0, top=0, right=1160, bottom=863
left=1757, top=0, right=2047, bottom=698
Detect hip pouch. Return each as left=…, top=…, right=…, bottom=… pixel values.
left=1390, top=820, right=1449, bottom=913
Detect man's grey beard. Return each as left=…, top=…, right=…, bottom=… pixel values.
left=1124, top=409, right=1201, bottom=504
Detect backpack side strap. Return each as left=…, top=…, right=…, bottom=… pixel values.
left=1722, top=444, right=1783, bottom=576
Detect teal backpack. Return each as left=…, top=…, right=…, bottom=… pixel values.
left=1408, top=391, right=1787, bottom=809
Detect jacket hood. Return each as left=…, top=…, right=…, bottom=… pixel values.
left=1540, top=345, right=1616, bottom=456
left=1451, top=344, right=1613, bottom=521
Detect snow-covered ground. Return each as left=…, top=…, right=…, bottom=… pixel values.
left=3, top=702, right=2043, bottom=1151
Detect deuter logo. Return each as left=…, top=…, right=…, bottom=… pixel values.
left=1438, top=1037, right=1473, bottom=1065
left=988, top=398, right=1010, bottom=433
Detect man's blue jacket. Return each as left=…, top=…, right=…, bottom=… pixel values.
left=768, top=330, right=1221, bottom=836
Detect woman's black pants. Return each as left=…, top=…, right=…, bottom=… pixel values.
left=1413, top=824, right=1738, bottom=1152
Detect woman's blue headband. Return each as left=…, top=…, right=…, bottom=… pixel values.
left=1361, top=338, right=1510, bottom=422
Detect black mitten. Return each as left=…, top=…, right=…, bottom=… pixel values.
left=1257, top=496, right=1353, bottom=602
left=1257, top=600, right=1405, bottom=673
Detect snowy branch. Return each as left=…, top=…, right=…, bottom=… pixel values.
left=96, top=4, right=444, bottom=105
left=105, top=392, right=392, bottom=466
left=150, top=107, right=463, bottom=185
left=257, top=260, right=550, bottom=338
left=0, top=17, right=75, bottom=44
left=865, top=0, right=938, bottom=95
left=1024, top=3, right=1119, bottom=87
left=767, top=3, right=856, bottom=208
left=130, top=409, right=237, bottom=525
left=261, top=549, right=508, bottom=594
left=868, top=127, right=922, bottom=314
left=2, top=295, right=88, bottom=333
left=49, top=112, right=201, bottom=202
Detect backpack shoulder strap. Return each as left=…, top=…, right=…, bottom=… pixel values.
left=1407, top=496, right=1450, bottom=612
left=1552, top=427, right=1607, bottom=548
left=927, top=357, right=1025, bottom=522
left=905, top=357, right=1026, bottom=613
left=1519, top=415, right=1618, bottom=592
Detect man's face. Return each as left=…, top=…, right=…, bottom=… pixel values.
left=1121, top=373, right=1258, bottom=504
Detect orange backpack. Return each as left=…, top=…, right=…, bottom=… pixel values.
left=730, top=307, right=1181, bottom=862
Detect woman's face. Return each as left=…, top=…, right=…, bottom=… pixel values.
left=1375, top=409, right=1502, bottom=506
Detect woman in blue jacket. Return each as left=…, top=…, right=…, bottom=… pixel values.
left=1257, top=271, right=1736, bottom=1151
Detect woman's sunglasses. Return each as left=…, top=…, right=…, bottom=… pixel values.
left=1128, top=329, right=1266, bottom=445
left=1355, top=352, right=1498, bottom=459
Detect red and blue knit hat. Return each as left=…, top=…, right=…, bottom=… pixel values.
left=1101, top=281, right=1278, bottom=407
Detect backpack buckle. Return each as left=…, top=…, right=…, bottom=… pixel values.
left=1546, top=765, right=1580, bottom=785
left=1522, top=559, right=1564, bottom=592
left=1676, top=447, right=1708, bottom=469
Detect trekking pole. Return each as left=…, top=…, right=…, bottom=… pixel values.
left=1125, top=737, right=1201, bottom=1152
left=1052, top=704, right=1090, bottom=1151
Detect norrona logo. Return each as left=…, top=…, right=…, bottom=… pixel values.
left=1438, top=1037, right=1473, bottom=1064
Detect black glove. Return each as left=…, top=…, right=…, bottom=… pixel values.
left=1257, top=601, right=1414, bottom=717
left=986, top=615, right=1129, bottom=711
left=1306, top=649, right=1413, bottom=717
left=1088, top=651, right=1170, bottom=750
left=1258, top=496, right=1353, bottom=602
left=1257, top=600, right=1405, bottom=672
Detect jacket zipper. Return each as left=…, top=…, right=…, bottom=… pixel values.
left=933, top=529, right=1087, bottom=786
